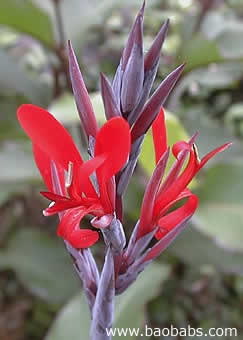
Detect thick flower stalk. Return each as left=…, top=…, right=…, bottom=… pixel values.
left=17, top=2, right=231, bottom=340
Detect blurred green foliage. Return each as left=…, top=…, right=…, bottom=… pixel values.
left=0, top=0, right=243, bottom=339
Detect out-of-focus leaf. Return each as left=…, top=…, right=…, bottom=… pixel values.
left=169, top=217, right=243, bottom=275
left=140, top=111, right=189, bottom=176
left=0, top=142, right=39, bottom=183
left=0, top=0, right=54, bottom=47
left=0, top=49, right=50, bottom=105
left=0, top=228, right=80, bottom=303
left=225, top=103, right=243, bottom=137
left=178, top=35, right=222, bottom=72
left=44, top=293, right=90, bottom=340
left=49, top=92, right=105, bottom=125
left=45, top=263, right=169, bottom=340
left=195, top=63, right=243, bottom=89
left=197, top=161, right=243, bottom=251
left=170, top=161, right=243, bottom=275
left=216, top=23, right=243, bottom=59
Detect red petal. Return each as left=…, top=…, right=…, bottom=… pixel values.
left=41, top=191, right=68, bottom=201
left=43, top=200, right=83, bottom=216
left=57, top=206, right=99, bottom=248
left=57, top=206, right=90, bottom=237
left=70, top=154, right=107, bottom=198
left=17, top=104, right=83, bottom=170
left=152, top=108, right=167, bottom=164
left=95, top=117, right=131, bottom=181
left=143, top=194, right=198, bottom=262
left=172, top=141, right=191, bottom=159
left=33, top=144, right=65, bottom=193
left=197, top=142, right=232, bottom=172
left=68, top=229, right=99, bottom=248
left=156, top=193, right=198, bottom=239
left=158, top=135, right=197, bottom=195
left=154, top=148, right=197, bottom=217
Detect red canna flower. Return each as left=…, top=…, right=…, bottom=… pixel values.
left=137, top=108, right=231, bottom=247
left=17, top=104, right=131, bottom=248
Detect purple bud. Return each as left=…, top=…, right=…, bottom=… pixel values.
left=100, top=73, right=121, bottom=120
left=68, top=41, right=98, bottom=138
left=112, top=62, right=123, bottom=107
left=144, top=19, right=170, bottom=72
left=131, top=64, right=185, bottom=142
left=121, top=1, right=145, bottom=70
left=142, top=217, right=192, bottom=262
left=127, top=65, right=159, bottom=126
left=121, top=12, right=144, bottom=113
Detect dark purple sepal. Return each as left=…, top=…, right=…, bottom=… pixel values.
left=65, top=242, right=99, bottom=312
left=144, top=19, right=170, bottom=72
left=121, top=1, right=145, bottom=71
left=100, top=73, right=121, bottom=120
left=101, top=217, right=126, bottom=255
left=127, top=62, right=160, bottom=126
left=90, top=247, right=115, bottom=340
left=131, top=63, right=185, bottom=142
left=142, top=217, right=192, bottom=263
left=115, top=250, right=151, bottom=295
left=116, top=135, right=144, bottom=196
left=121, top=12, right=144, bottom=113
left=112, top=62, right=123, bottom=107
left=124, top=228, right=156, bottom=266
left=68, top=40, right=98, bottom=138
left=138, top=149, right=169, bottom=237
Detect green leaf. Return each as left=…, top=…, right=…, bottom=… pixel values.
left=197, top=161, right=243, bottom=251
left=0, top=0, right=54, bottom=47
left=169, top=161, right=243, bottom=274
left=139, top=111, right=189, bottom=176
left=216, top=23, right=243, bottom=59
left=0, top=142, right=39, bottom=183
left=0, top=49, right=50, bottom=105
left=178, top=35, right=222, bottom=72
left=45, top=263, right=169, bottom=339
left=0, top=228, right=80, bottom=303
left=48, top=92, right=105, bottom=125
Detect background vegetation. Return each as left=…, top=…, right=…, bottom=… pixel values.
left=0, top=0, right=243, bottom=339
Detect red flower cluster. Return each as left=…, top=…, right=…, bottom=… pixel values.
left=136, top=108, right=230, bottom=260
left=17, top=104, right=130, bottom=248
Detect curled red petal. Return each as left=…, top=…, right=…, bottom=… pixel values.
left=68, top=229, right=99, bottom=249
left=17, top=104, right=83, bottom=170
left=33, top=144, right=65, bottom=193
left=95, top=117, right=131, bottom=182
left=57, top=206, right=99, bottom=248
left=57, top=206, right=91, bottom=238
left=143, top=194, right=198, bottom=262
left=156, top=193, right=198, bottom=239
left=152, top=108, right=167, bottom=164
left=154, top=148, right=197, bottom=217
left=172, top=141, right=191, bottom=159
